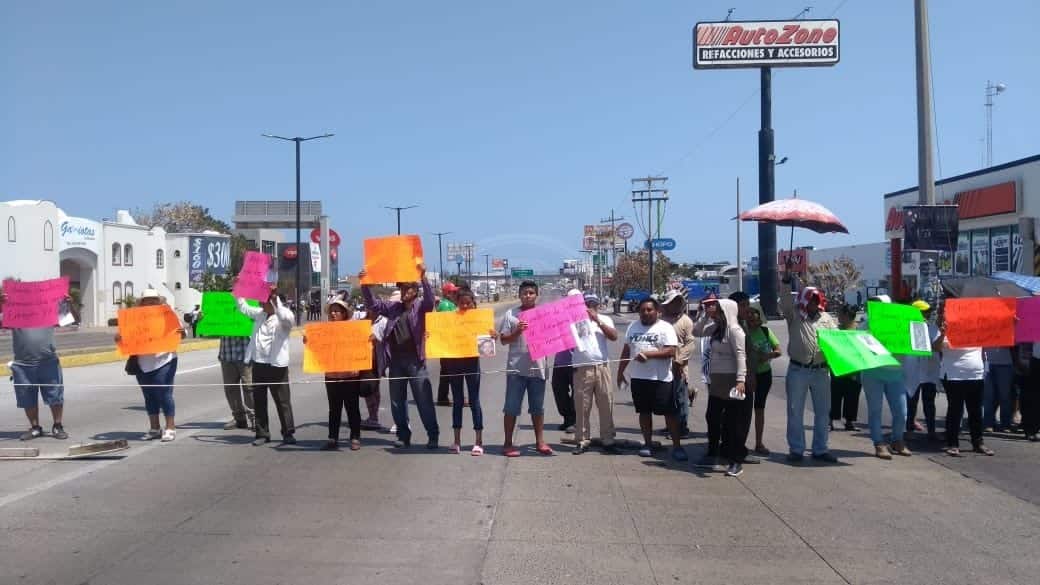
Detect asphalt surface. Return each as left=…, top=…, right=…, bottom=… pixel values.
left=1, top=307, right=1038, bottom=584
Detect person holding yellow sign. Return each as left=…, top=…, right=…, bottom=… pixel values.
left=443, top=288, right=496, bottom=455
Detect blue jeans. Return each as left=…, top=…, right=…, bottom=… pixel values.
left=504, top=374, right=547, bottom=417
left=388, top=355, right=439, bottom=442
left=862, top=376, right=907, bottom=445
left=785, top=364, right=831, bottom=456
left=450, top=373, right=483, bottom=430
left=136, top=358, right=177, bottom=417
left=983, top=364, right=1014, bottom=430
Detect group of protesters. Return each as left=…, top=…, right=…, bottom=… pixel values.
left=6, top=263, right=1039, bottom=473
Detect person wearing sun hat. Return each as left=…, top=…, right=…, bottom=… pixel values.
left=117, top=288, right=186, bottom=443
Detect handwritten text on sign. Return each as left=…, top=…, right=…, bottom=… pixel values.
left=1014, top=296, right=1040, bottom=343
left=944, top=297, right=1016, bottom=349
left=118, top=305, right=182, bottom=356
left=1, top=277, right=69, bottom=328
left=232, top=251, right=272, bottom=302
left=867, top=301, right=930, bottom=356
left=426, top=309, right=495, bottom=358
left=361, top=235, right=424, bottom=285
left=519, top=295, right=589, bottom=360
left=303, top=320, right=373, bottom=374
left=197, top=292, right=258, bottom=337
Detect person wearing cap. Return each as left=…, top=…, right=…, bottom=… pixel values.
left=304, top=298, right=372, bottom=451
left=435, top=282, right=460, bottom=406
left=0, top=287, right=71, bottom=441
left=906, top=300, right=940, bottom=441
left=660, top=289, right=695, bottom=439
left=570, top=292, right=619, bottom=454
left=116, top=289, right=186, bottom=442
left=237, top=285, right=297, bottom=446
left=360, top=264, right=440, bottom=449
left=780, top=265, right=839, bottom=463
left=859, top=296, right=911, bottom=460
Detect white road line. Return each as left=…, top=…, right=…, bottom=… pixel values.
left=178, top=363, right=220, bottom=375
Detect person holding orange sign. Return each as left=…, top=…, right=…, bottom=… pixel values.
left=304, top=298, right=373, bottom=451
left=933, top=309, right=994, bottom=457
left=360, top=263, right=440, bottom=450
left=115, top=289, right=186, bottom=443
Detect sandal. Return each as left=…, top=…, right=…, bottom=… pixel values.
left=973, top=444, right=995, bottom=456
left=450, top=444, right=461, bottom=454
left=350, top=440, right=361, bottom=451
left=471, top=445, right=484, bottom=456
left=536, top=444, right=554, bottom=456
left=503, top=447, right=521, bottom=458
left=945, top=447, right=961, bottom=457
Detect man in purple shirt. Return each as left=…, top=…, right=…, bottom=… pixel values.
left=361, top=263, right=440, bottom=449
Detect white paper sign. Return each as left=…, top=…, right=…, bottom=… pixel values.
left=909, top=321, right=931, bottom=353
left=857, top=333, right=891, bottom=356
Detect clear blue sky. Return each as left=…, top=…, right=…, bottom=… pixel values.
left=4, top=1, right=1038, bottom=274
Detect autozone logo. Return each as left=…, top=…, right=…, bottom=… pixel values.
left=693, top=20, right=839, bottom=69
left=697, top=22, right=838, bottom=47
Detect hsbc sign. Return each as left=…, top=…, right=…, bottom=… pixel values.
left=693, top=20, right=840, bottom=69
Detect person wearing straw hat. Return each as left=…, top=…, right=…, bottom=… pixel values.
left=660, top=288, right=695, bottom=440
left=116, top=289, right=186, bottom=443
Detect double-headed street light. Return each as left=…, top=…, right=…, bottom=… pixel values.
left=385, top=205, right=418, bottom=235
left=262, top=133, right=334, bottom=325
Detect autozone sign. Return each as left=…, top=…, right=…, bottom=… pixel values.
left=693, top=20, right=840, bottom=69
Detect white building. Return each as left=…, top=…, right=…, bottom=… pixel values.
left=1, top=200, right=61, bottom=282
left=4, top=201, right=230, bottom=327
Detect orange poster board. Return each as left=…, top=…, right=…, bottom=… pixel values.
left=426, top=309, right=495, bottom=358
left=945, top=297, right=1016, bottom=349
left=303, top=320, right=373, bottom=374
left=361, top=235, right=424, bottom=285
left=117, top=305, right=182, bottom=356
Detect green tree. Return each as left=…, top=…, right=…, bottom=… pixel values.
left=133, top=201, right=248, bottom=274
left=613, top=251, right=673, bottom=295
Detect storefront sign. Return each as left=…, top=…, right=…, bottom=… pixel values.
left=693, top=20, right=840, bottom=69
left=58, top=217, right=101, bottom=252
left=189, top=236, right=231, bottom=285
left=902, top=205, right=959, bottom=252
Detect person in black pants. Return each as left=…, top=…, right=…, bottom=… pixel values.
left=251, top=362, right=294, bottom=443
left=830, top=305, right=861, bottom=431
left=551, top=350, right=576, bottom=432
left=236, top=290, right=296, bottom=446
left=307, top=299, right=369, bottom=451
left=906, top=382, right=938, bottom=439
left=1024, top=353, right=1040, bottom=442
left=934, top=320, right=993, bottom=456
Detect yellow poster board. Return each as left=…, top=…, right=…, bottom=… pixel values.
left=426, top=309, right=495, bottom=358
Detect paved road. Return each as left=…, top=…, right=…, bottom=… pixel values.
left=1, top=309, right=1037, bottom=584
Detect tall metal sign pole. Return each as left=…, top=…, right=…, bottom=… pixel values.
left=914, top=0, right=935, bottom=207
left=693, top=19, right=840, bottom=316
left=631, top=177, right=668, bottom=294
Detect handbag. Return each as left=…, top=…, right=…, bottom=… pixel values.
left=124, top=356, right=142, bottom=376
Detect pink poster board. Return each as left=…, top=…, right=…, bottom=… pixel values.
left=1015, top=296, right=1040, bottom=342
left=232, top=251, right=272, bottom=302
left=519, top=294, right=589, bottom=360
left=2, top=277, right=70, bottom=328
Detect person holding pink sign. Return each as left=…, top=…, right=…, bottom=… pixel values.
left=1, top=287, right=69, bottom=441
left=498, top=280, right=552, bottom=457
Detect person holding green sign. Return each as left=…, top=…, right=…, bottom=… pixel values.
left=859, top=296, right=910, bottom=460
left=829, top=305, right=862, bottom=432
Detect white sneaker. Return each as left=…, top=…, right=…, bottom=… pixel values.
left=161, top=429, right=177, bottom=442
left=390, top=424, right=397, bottom=434
left=141, top=429, right=162, bottom=441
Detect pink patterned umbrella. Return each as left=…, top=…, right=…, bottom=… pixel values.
left=738, top=197, right=848, bottom=234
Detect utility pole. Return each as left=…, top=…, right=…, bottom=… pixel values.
left=483, top=254, right=491, bottom=301
left=914, top=0, right=936, bottom=207
left=385, top=205, right=418, bottom=235
left=736, top=177, right=743, bottom=292
left=600, top=209, right=625, bottom=275
left=433, top=231, right=451, bottom=288
left=631, top=177, right=669, bottom=294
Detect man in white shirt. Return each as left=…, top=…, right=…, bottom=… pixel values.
left=571, top=293, right=619, bottom=454
left=237, top=286, right=297, bottom=446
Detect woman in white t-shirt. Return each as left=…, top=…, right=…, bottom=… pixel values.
left=617, top=297, right=681, bottom=460
left=933, top=313, right=994, bottom=457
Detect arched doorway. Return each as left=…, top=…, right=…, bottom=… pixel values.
left=59, top=248, right=98, bottom=326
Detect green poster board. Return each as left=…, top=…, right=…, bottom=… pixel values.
left=866, top=301, right=932, bottom=356
left=196, top=292, right=257, bottom=338
left=817, top=329, right=901, bottom=377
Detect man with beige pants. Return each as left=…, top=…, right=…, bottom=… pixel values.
left=219, top=335, right=254, bottom=430
left=571, top=292, right=620, bottom=455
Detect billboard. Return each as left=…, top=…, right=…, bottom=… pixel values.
left=189, top=236, right=231, bottom=285
left=562, top=259, right=579, bottom=275
left=778, top=249, right=809, bottom=274
left=491, top=258, right=506, bottom=276
left=902, top=205, right=959, bottom=252
left=693, top=19, right=840, bottom=69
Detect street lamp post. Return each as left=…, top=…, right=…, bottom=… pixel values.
left=985, top=80, right=1007, bottom=167
left=433, top=231, right=451, bottom=288
left=385, top=205, right=418, bottom=235
left=262, top=132, right=334, bottom=325
left=483, top=254, right=491, bottom=302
